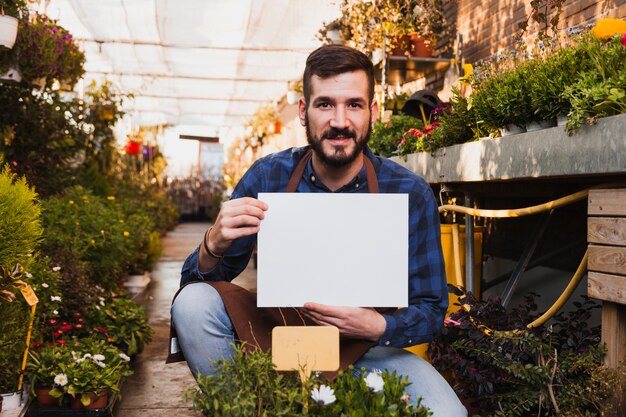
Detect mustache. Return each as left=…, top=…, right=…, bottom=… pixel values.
left=322, top=127, right=357, bottom=140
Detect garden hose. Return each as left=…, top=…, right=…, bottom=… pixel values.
left=438, top=189, right=589, bottom=218
left=441, top=188, right=591, bottom=336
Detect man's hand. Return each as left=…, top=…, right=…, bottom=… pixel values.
left=209, top=197, right=269, bottom=255
left=199, top=197, right=268, bottom=271
left=302, top=303, right=386, bottom=341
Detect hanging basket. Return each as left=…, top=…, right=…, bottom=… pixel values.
left=0, top=15, right=18, bottom=49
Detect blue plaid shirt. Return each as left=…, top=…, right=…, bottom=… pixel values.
left=181, top=145, right=447, bottom=348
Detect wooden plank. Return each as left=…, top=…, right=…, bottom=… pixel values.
left=588, top=245, right=626, bottom=275
left=588, top=189, right=626, bottom=216
left=600, top=302, right=626, bottom=416
left=588, top=272, right=626, bottom=305
left=588, top=218, right=626, bottom=246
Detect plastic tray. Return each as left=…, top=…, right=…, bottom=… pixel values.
left=24, top=391, right=118, bottom=417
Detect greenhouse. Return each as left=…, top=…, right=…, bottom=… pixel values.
left=1, top=1, right=626, bottom=416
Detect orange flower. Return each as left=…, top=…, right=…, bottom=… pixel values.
left=591, top=18, right=626, bottom=39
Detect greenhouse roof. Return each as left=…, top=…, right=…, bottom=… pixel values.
left=45, top=0, right=341, bottom=130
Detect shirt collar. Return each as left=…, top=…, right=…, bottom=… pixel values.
left=302, top=146, right=376, bottom=192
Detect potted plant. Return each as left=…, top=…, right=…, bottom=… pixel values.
left=86, top=295, right=153, bottom=356
left=324, top=0, right=448, bottom=57
left=26, top=344, right=70, bottom=407
left=0, top=0, right=26, bottom=49
left=429, top=289, right=622, bottom=415
left=12, top=13, right=85, bottom=88
left=186, top=345, right=431, bottom=416
left=369, top=113, right=424, bottom=158
left=48, top=337, right=132, bottom=409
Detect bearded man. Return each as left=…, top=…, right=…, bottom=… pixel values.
left=168, top=44, right=466, bottom=417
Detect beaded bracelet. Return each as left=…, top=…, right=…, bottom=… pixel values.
left=203, top=227, right=223, bottom=259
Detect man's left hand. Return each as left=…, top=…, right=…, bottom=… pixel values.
left=302, top=303, right=386, bottom=342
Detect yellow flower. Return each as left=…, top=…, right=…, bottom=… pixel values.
left=458, top=63, right=474, bottom=85
left=69, top=200, right=74, bottom=205
left=123, top=231, right=130, bottom=237
left=107, top=196, right=116, bottom=201
left=592, top=18, right=626, bottom=39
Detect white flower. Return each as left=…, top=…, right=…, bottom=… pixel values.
left=54, top=373, right=68, bottom=386
left=311, top=384, right=336, bottom=405
left=95, top=361, right=106, bottom=368
left=92, top=354, right=105, bottom=362
left=401, top=393, right=410, bottom=404
left=41, top=283, right=49, bottom=288
left=52, top=266, right=61, bottom=272
left=119, top=353, right=131, bottom=362
left=50, top=296, right=61, bottom=302
left=53, top=310, right=59, bottom=315
left=25, top=272, right=33, bottom=278
left=364, top=372, right=385, bottom=393
left=99, top=300, right=105, bottom=306
left=98, top=296, right=105, bottom=302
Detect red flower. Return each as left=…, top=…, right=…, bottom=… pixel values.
left=74, top=323, right=84, bottom=329
left=55, top=339, right=66, bottom=346
left=48, top=319, right=58, bottom=325
left=53, top=330, right=63, bottom=338
left=622, top=33, right=626, bottom=47
left=60, top=324, right=72, bottom=331
left=31, top=341, right=44, bottom=349
left=93, top=327, right=108, bottom=334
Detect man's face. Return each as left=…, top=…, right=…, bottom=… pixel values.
left=299, top=71, right=378, bottom=167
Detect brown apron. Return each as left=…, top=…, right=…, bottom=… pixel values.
left=167, top=149, right=389, bottom=375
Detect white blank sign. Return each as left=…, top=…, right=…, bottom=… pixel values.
left=257, top=193, right=408, bottom=307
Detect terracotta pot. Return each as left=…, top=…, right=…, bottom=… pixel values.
left=35, top=386, right=58, bottom=407
left=71, top=390, right=108, bottom=410
left=390, top=35, right=412, bottom=56
left=409, top=33, right=434, bottom=57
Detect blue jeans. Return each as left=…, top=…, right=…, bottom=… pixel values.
left=171, top=283, right=467, bottom=417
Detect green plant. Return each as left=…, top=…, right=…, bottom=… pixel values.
left=47, top=337, right=132, bottom=406
left=186, top=345, right=429, bottom=417
left=472, top=61, right=534, bottom=130
left=327, top=0, right=448, bottom=56
left=86, top=295, right=153, bottom=356
left=0, top=165, right=43, bottom=269
left=369, top=114, right=424, bottom=157
left=429, top=290, right=619, bottom=416
left=26, top=344, right=70, bottom=392
left=0, top=0, right=27, bottom=17
left=564, top=32, right=626, bottom=134
left=13, top=13, right=85, bottom=87
left=423, top=88, right=483, bottom=152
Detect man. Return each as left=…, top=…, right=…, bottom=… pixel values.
left=169, top=44, right=466, bottom=416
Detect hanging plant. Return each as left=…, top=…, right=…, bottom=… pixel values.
left=13, top=13, right=85, bottom=88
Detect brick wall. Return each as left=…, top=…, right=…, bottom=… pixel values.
left=456, top=0, right=626, bottom=64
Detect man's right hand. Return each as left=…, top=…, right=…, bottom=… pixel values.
left=200, top=197, right=268, bottom=266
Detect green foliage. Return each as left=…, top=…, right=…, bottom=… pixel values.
left=0, top=0, right=27, bottom=16
left=369, top=114, right=424, bottom=157
left=186, top=345, right=429, bottom=417
left=86, top=295, right=153, bottom=356
left=429, top=290, right=619, bottom=416
left=472, top=62, right=534, bottom=130
left=424, top=88, right=482, bottom=152
left=41, top=186, right=135, bottom=290
left=564, top=34, right=626, bottom=134
left=0, top=166, right=43, bottom=268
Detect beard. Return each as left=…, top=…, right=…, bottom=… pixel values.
left=305, top=113, right=372, bottom=167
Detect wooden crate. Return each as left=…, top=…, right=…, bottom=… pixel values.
left=588, top=189, right=626, bottom=414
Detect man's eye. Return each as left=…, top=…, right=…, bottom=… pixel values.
left=348, top=102, right=363, bottom=108
left=318, top=103, right=331, bottom=108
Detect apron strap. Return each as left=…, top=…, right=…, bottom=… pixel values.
left=284, top=148, right=379, bottom=193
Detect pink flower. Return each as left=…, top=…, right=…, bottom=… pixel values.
left=622, top=33, right=626, bottom=48
left=444, top=317, right=461, bottom=327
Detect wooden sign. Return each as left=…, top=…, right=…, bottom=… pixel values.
left=272, top=326, right=339, bottom=382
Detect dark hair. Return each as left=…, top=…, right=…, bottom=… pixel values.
left=302, top=44, right=375, bottom=105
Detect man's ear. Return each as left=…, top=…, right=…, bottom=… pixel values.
left=298, top=97, right=307, bottom=127
left=370, top=100, right=379, bottom=127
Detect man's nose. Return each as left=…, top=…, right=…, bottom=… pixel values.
left=329, top=106, right=348, bottom=129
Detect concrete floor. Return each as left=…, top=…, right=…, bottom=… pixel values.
left=114, top=222, right=257, bottom=416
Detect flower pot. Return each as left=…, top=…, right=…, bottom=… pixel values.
left=35, top=386, right=58, bottom=407
left=390, top=35, right=412, bottom=56
left=0, top=15, right=19, bottom=49
left=71, top=390, right=108, bottom=410
left=525, top=121, right=543, bottom=132
left=409, top=32, right=433, bottom=57
left=0, top=390, right=22, bottom=411
left=557, top=114, right=568, bottom=126
left=0, top=66, right=22, bottom=83
left=500, top=124, right=526, bottom=136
